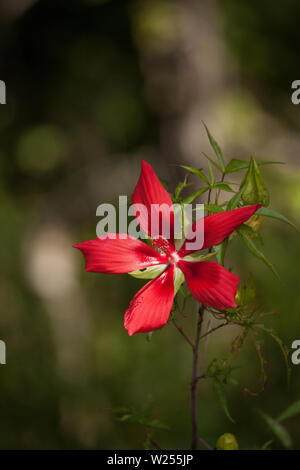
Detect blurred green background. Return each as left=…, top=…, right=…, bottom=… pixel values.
left=0, top=0, right=299, bottom=450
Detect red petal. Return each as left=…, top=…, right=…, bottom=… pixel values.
left=124, top=265, right=175, bottom=335
left=132, top=160, right=174, bottom=249
left=178, top=260, right=239, bottom=309
left=179, top=204, right=261, bottom=256
left=73, top=235, right=168, bottom=274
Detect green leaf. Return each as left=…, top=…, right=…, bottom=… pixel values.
left=174, top=181, right=185, bottom=200
left=174, top=179, right=193, bottom=201
left=225, top=158, right=284, bottom=174
left=207, top=161, right=215, bottom=186
left=202, top=152, right=223, bottom=173
left=214, top=239, right=228, bottom=266
left=256, top=207, right=298, bottom=231
left=213, top=182, right=234, bottom=192
left=129, top=264, right=167, bottom=279
left=259, top=440, right=273, bottom=450
left=213, top=379, right=235, bottom=423
left=238, top=228, right=279, bottom=279
left=203, top=123, right=226, bottom=172
left=181, top=187, right=208, bottom=204
left=238, top=223, right=263, bottom=245
left=204, top=204, right=224, bottom=213
left=257, top=326, right=291, bottom=388
left=242, top=274, right=256, bottom=310
left=226, top=185, right=244, bottom=210
left=258, top=411, right=292, bottom=449
left=179, top=165, right=209, bottom=185
left=277, top=400, right=300, bottom=423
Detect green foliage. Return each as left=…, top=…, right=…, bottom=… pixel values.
left=202, top=152, right=223, bottom=173
left=258, top=411, right=292, bottom=449
left=238, top=225, right=279, bottom=278
left=256, top=325, right=291, bottom=387
left=171, top=128, right=296, bottom=448
left=277, top=400, right=300, bottom=423
left=113, top=397, right=169, bottom=450
left=257, top=399, right=300, bottom=449
left=204, top=204, right=224, bottom=213
left=259, top=440, right=273, bottom=450
left=181, top=187, right=208, bottom=204
left=241, top=157, right=270, bottom=206
left=256, top=206, right=298, bottom=231
left=227, top=186, right=244, bottom=210
left=213, top=379, right=235, bottom=423
left=203, top=123, right=226, bottom=172
left=235, top=274, right=256, bottom=313
left=179, top=165, right=209, bottom=185
left=225, top=158, right=284, bottom=174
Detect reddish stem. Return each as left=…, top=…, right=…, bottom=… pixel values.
left=190, top=304, right=205, bottom=450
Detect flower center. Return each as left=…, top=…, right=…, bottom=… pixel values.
left=168, top=251, right=180, bottom=265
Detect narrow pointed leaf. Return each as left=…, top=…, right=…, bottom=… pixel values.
left=213, top=379, right=235, bottom=423
left=226, top=186, right=244, bottom=211
left=179, top=165, right=209, bottom=185
left=257, top=325, right=291, bottom=388
left=174, top=180, right=193, bottom=201
left=204, top=204, right=224, bottom=213
left=238, top=229, right=279, bottom=279
left=202, top=152, right=223, bottom=173
left=207, top=161, right=215, bottom=185
left=181, top=187, right=208, bottom=204
left=203, top=123, right=226, bottom=171
left=256, top=207, right=298, bottom=231
left=277, top=400, right=300, bottom=423
left=213, top=182, right=234, bottom=192
left=225, top=158, right=284, bottom=174
left=258, top=411, right=292, bottom=449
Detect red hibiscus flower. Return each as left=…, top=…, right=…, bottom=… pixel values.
left=74, top=161, right=261, bottom=336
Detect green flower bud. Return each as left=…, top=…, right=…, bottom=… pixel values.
left=241, top=157, right=270, bottom=206
left=216, top=433, right=239, bottom=450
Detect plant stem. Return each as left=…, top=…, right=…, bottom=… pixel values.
left=215, top=172, right=225, bottom=204
left=172, top=317, right=195, bottom=350
left=198, top=436, right=214, bottom=450
left=190, top=304, right=205, bottom=450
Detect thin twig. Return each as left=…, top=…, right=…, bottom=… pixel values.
left=142, top=426, right=162, bottom=450
left=198, top=319, right=211, bottom=377
left=198, top=436, right=214, bottom=450
left=215, top=172, right=225, bottom=204
left=194, top=374, right=213, bottom=381
left=199, top=321, right=229, bottom=341
left=172, top=317, right=195, bottom=350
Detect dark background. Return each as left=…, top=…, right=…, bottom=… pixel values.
left=0, top=0, right=299, bottom=449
